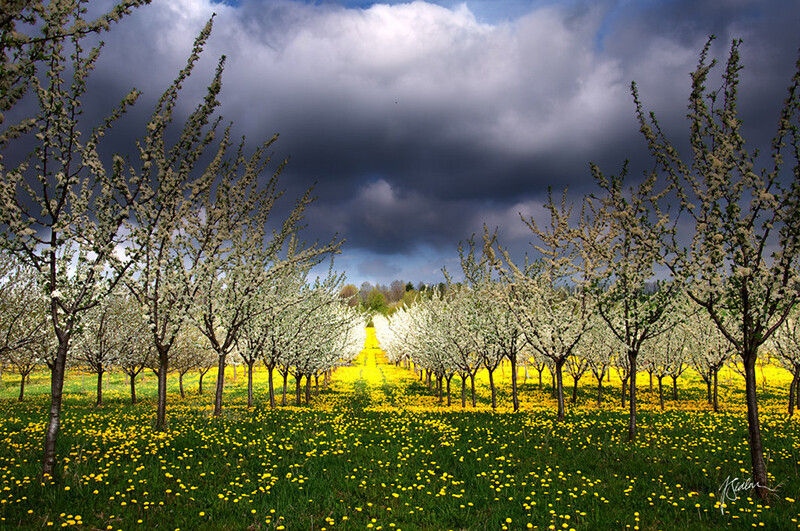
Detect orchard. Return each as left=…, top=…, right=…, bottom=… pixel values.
left=2, top=1, right=800, bottom=530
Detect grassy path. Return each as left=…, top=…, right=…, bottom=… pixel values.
left=326, top=324, right=419, bottom=412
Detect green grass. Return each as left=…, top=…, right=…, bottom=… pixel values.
left=0, top=359, right=798, bottom=530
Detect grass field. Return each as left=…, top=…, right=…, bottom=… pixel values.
left=0, top=342, right=799, bottom=530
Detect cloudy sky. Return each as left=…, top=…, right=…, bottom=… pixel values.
left=82, top=0, right=799, bottom=286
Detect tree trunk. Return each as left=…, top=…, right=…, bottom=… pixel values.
left=130, top=374, right=137, bottom=405
left=156, top=350, right=169, bottom=432
left=488, top=368, right=496, bottom=409
left=247, top=361, right=255, bottom=408
left=792, top=366, right=800, bottom=415
left=18, top=371, right=26, bottom=402
left=179, top=372, right=185, bottom=399
left=706, top=377, right=712, bottom=404
left=198, top=370, right=205, bottom=395
left=446, top=375, right=452, bottom=407
left=712, top=367, right=719, bottom=413
left=510, top=353, right=519, bottom=412
left=96, top=365, right=103, bottom=406
left=213, top=353, right=227, bottom=417
left=323, top=370, right=329, bottom=389
left=305, top=374, right=311, bottom=404
left=469, top=372, right=476, bottom=407
left=281, top=372, right=288, bottom=406
left=267, top=365, right=275, bottom=409
left=628, top=351, right=638, bottom=441
left=555, top=358, right=565, bottom=421
left=649, top=370, right=653, bottom=393
left=461, top=375, right=467, bottom=407
left=571, top=374, right=579, bottom=404
left=621, top=375, right=628, bottom=409
left=437, top=375, right=443, bottom=404
left=671, top=375, right=678, bottom=401
left=537, top=366, right=543, bottom=387
left=42, top=337, right=70, bottom=478
left=743, top=352, right=769, bottom=500
left=596, top=373, right=603, bottom=407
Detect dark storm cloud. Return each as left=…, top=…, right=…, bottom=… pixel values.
left=357, top=256, right=402, bottom=279
left=77, top=0, right=800, bottom=285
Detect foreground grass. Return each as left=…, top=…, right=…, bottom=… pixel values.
left=0, top=351, right=799, bottom=530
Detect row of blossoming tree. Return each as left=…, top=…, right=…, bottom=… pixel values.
left=0, top=252, right=365, bottom=406
left=376, top=269, right=800, bottom=415
left=377, top=38, right=800, bottom=500
left=0, top=1, right=366, bottom=479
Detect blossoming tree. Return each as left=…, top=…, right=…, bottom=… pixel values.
left=578, top=172, right=679, bottom=438
left=495, top=192, right=595, bottom=421
left=635, top=38, right=800, bottom=497
left=0, top=1, right=151, bottom=477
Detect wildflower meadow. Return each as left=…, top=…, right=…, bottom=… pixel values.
left=1, top=328, right=798, bottom=530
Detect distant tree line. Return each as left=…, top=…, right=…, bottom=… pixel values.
left=339, top=280, right=449, bottom=315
